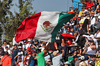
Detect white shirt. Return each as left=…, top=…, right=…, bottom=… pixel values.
left=2, top=45, right=10, bottom=51
left=52, top=54, right=62, bottom=66
left=87, top=46, right=96, bottom=55
left=26, top=44, right=31, bottom=49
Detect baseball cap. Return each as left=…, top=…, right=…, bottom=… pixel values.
left=94, top=14, right=98, bottom=17
left=64, top=61, right=70, bottom=65
left=18, top=46, right=22, bottom=48
left=28, top=39, right=31, bottom=42
left=14, top=44, right=17, bottom=46
left=88, top=61, right=95, bottom=66
left=79, top=56, right=85, bottom=60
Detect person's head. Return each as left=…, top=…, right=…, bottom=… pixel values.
left=73, top=55, right=78, bottom=61
left=91, top=5, right=95, bottom=9
left=90, top=55, right=95, bottom=61
left=96, top=56, right=100, bottom=61
left=82, top=7, right=85, bottom=11
left=18, top=46, right=22, bottom=50
left=88, top=61, right=95, bottom=66
left=89, top=40, right=95, bottom=45
left=64, top=61, right=70, bottom=66
left=14, top=44, right=17, bottom=49
left=94, top=14, right=98, bottom=19
left=28, top=40, right=31, bottom=44
left=88, top=7, right=91, bottom=11
left=90, top=11, right=95, bottom=16
left=88, top=0, right=91, bottom=3
left=87, top=13, right=90, bottom=17
left=5, top=46, right=8, bottom=50
left=97, top=9, right=100, bottom=13
left=70, top=27, right=74, bottom=32
left=53, top=51, right=59, bottom=56
left=73, top=32, right=77, bottom=36
left=81, top=14, right=85, bottom=19
left=36, top=49, right=41, bottom=54
left=34, top=40, right=39, bottom=44
left=32, top=51, right=36, bottom=56
left=4, top=42, right=7, bottom=46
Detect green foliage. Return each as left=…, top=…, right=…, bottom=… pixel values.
left=5, top=0, right=36, bottom=42
left=0, top=0, right=13, bottom=43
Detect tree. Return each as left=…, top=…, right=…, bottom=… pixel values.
left=5, top=0, right=36, bottom=42
left=0, top=0, right=13, bottom=43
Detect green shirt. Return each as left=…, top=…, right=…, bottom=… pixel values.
left=36, top=51, right=46, bottom=66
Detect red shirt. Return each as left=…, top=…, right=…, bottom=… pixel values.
left=1, top=56, right=11, bottom=66
left=73, top=17, right=79, bottom=21
left=85, top=2, right=93, bottom=9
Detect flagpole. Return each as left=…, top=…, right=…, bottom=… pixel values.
left=46, top=42, right=49, bottom=46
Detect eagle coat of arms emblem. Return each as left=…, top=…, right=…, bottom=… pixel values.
left=41, top=21, right=53, bottom=32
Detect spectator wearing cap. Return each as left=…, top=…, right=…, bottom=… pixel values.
left=16, top=51, right=24, bottom=66
left=79, top=7, right=85, bottom=17
left=54, top=32, right=65, bottom=50
left=33, top=40, right=39, bottom=49
left=95, top=17, right=100, bottom=29
left=91, top=14, right=98, bottom=25
left=88, top=55, right=95, bottom=64
left=36, top=42, right=51, bottom=66
left=52, top=50, right=64, bottom=66
left=22, top=40, right=27, bottom=51
left=93, top=28, right=100, bottom=48
left=1, top=52, right=11, bottom=66
left=91, top=5, right=96, bottom=11
left=96, top=8, right=100, bottom=14
left=79, top=14, right=85, bottom=24
left=2, top=42, right=10, bottom=52
left=14, top=46, right=24, bottom=60
left=5, top=46, right=11, bottom=55
left=64, top=61, right=70, bottom=66
left=79, top=56, right=87, bottom=66
left=12, top=44, right=19, bottom=66
left=26, top=39, right=31, bottom=50
left=88, top=61, right=95, bottom=66
left=87, top=7, right=91, bottom=13
left=28, top=51, right=36, bottom=66
left=95, top=55, right=100, bottom=66
left=85, top=0, right=93, bottom=9
left=85, top=40, right=96, bottom=55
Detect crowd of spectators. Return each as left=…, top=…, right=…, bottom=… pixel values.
left=1, top=0, right=100, bottom=66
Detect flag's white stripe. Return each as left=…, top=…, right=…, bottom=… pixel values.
left=34, top=11, right=59, bottom=42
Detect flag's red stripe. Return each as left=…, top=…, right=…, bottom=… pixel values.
left=15, top=12, right=41, bottom=42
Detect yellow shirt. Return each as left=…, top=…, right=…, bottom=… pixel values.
left=79, top=11, right=83, bottom=16
left=95, top=61, right=100, bottom=66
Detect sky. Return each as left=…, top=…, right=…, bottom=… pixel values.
left=10, top=0, right=72, bottom=14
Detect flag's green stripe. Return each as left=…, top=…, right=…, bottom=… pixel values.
left=51, top=13, right=75, bottom=42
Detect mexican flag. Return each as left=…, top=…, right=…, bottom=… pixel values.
left=15, top=11, right=75, bottom=43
